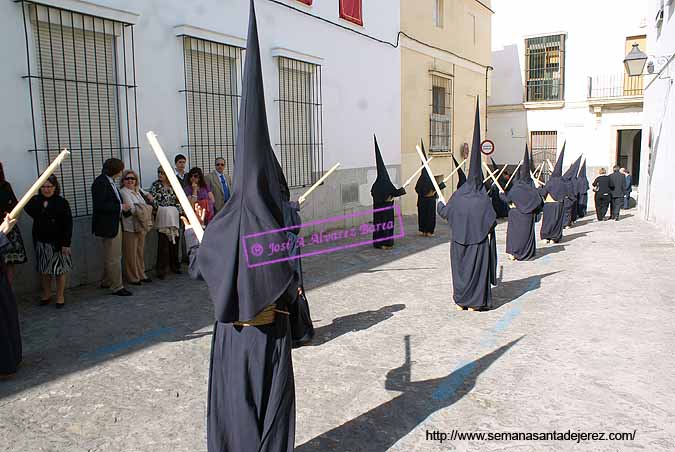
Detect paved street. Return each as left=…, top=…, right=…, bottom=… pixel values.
left=2, top=209, right=675, bottom=452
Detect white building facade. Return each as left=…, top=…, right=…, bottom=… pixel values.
left=0, top=0, right=401, bottom=293
left=488, top=0, right=647, bottom=185
left=640, top=0, right=675, bottom=241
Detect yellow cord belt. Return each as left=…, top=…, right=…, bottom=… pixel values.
left=233, top=304, right=290, bottom=327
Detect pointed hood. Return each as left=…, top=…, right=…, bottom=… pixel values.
left=444, top=97, right=496, bottom=245
left=466, top=98, right=484, bottom=187
left=452, top=154, right=467, bottom=189
left=563, top=154, right=582, bottom=181
left=576, top=159, right=590, bottom=193
left=551, top=141, right=566, bottom=178
left=197, top=0, right=297, bottom=323
left=520, top=144, right=532, bottom=184
left=415, top=139, right=435, bottom=196
left=371, top=135, right=404, bottom=202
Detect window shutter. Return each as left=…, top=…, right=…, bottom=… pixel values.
left=339, top=0, right=363, bottom=26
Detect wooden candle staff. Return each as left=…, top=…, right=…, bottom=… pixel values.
left=442, top=158, right=467, bottom=183
left=146, top=131, right=204, bottom=243
left=10, top=149, right=70, bottom=219
left=504, top=160, right=523, bottom=190
left=298, top=162, right=341, bottom=205
left=482, top=162, right=505, bottom=193
left=415, top=145, right=445, bottom=204
left=402, top=157, right=435, bottom=188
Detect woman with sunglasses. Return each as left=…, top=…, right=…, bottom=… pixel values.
left=149, top=167, right=183, bottom=279
left=185, top=167, right=215, bottom=224
left=120, top=170, right=153, bottom=285
left=24, top=175, right=73, bottom=308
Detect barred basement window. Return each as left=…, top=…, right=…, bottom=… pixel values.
left=277, top=57, right=324, bottom=188
left=181, top=36, right=242, bottom=177
left=525, top=34, right=565, bottom=102
left=20, top=1, right=140, bottom=217
left=430, top=74, right=452, bottom=152
left=530, top=131, right=557, bottom=182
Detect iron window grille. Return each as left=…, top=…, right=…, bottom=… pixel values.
left=530, top=131, right=557, bottom=182
left=430, top=74, right=452, bottom=153
left=276, top=57, right=324, bottom=188
left=19, top=1, right=140, bottom=217
left=525, top=34, right=565, bottom=102
left=180, top=36, right=243, bottom=178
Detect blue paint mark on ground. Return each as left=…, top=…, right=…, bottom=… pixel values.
left=436, top=279, right=538, bottom=401
left=81, top=327, right=175, bottom=361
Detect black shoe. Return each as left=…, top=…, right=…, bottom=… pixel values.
left=39, top=298, right=51, bottom=306
left=157, top=274, right=166, bottom=280
left=55, top=302, right=65, bottom=309
left=130, top=281, right=142, bottom=286
left=100, top=284, right=111, bottom=289
left=141, top=278, right=152, bottom=283
left=113, top=288, right=133, bottom=296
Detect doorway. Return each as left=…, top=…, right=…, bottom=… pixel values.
left=616, top=129, right=642, bottom=185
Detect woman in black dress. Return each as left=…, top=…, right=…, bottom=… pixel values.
left=24, top=175, right=73, bottom=308
left=0, top=213, right=22, bottom=376
left=0, top=162, right=28, bottom=285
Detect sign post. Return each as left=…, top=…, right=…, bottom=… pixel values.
left=480, top=139, right=495, bottom=156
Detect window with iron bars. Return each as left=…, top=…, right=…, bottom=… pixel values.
left=530, top=131, right=557, bottom=182
left=525, top=34, right=565, bottom=102
left=277, top=57, right=324, bottom=188
left=19, top=1, right=140, bottom=217
left=430, top=74, right=452, bottom=153
left=181, top=36, right=242, bottom=178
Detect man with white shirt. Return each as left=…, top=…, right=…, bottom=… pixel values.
left=174, top=154, right=188, bottom=189
left=91, top=158, right=133, bottom=296
left=205, top=157, right=232, bottom=214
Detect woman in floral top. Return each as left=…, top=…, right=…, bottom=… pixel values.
left=149, top=167, right=183, bottom=279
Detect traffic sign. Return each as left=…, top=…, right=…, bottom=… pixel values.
left=480, top=139, right=495, bottom=155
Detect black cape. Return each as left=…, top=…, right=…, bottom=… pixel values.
left=0, top=232, right=21, bottom=375
left=562, top=155, right=582, bottom=226
left=371, top=135, right=405, bottom=247
left=451, top=155, right=467, bottom=190
left=415, top=140, right=440, bottom=234
left=503, top=146, right=543, bottom=260
left=437, top=99, right=497, bottom=309
left=576, top=160, right=589, bottom=218
left=539, top=143, right=567, bottom=242
left=187, top=3, right=297, bottom=451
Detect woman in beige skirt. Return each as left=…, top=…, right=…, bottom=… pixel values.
left=119, top=170, right=153, bottom=285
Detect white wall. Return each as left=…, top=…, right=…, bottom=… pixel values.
left=488, top=0, right=647, bottom=168
left=639, top=0, right=675, bottom=240
left=0, top=0, right=401, bottom=293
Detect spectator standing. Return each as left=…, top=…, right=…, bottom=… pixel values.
left=24, top=175, right=73, bottom=308
left=119, top=170, right=153, bottom=285
left=149, top=167, right=183, bottom=279
left=204, top=158, right=232, bottom=214
left=185, top=167, right=215, bottom=224
left=623, top=169, right=633, bottom=210
left=0, top=162, right=27, bottom=285
left=91, top=158, right=132, bottom=296
left=592, top=168, right=613, bottom=221
left=608, top=165, right=625, bottom=221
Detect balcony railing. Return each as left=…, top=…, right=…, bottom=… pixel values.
left=588, top=73, right=644, bottom=98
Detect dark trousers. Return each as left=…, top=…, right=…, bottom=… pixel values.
left=595, top=194, right=611, bottom=220
left=156, top=233, right=180, bottom=277
left=610, top=197, right=623, bottom=220
left=624, top=192, right=631, bottom=209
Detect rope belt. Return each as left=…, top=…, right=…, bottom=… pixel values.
left=545, top=194, right=557, bottom=203
left=233, top=304, right=290, bottom=327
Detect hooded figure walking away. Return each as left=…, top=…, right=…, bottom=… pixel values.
left=184, top=3, right=299, bottom=450
left=487, top=158, right=510, bottom=218
left=437, top=100, right=497, bottom=311
left=576, top=160, right=589, bottom=218
left=1, top=214, right=21, bottom=377
left=500, top=146, right=543, bottom=261
left=561, top=155, right=582, bottom=228
left=451, top=155, right=467, bottom=190
left=539, top=144, right=568, bottom=244
left=415, top=140, right=445, bottom=236
left=371, top=136, right=406, bottom=249
left=274, top=158, right=315, bottom=348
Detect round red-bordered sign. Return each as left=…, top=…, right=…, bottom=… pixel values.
left=480, top=139, right=495, bottom=156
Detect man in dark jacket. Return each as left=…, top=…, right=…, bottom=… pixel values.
left=592, top=168, right=613, bottom=221
left=608, top=165, right=625, bottom=221
left=623, top=169, right=633, bottom=209
left=91, top=158, right=132, bottom=296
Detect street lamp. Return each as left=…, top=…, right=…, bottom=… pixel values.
left=624, top=43, right=648, bottom=77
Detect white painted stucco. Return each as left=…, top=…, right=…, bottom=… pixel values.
left=639, top=0, right=675, bottom=241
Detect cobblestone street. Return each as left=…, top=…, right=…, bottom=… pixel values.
left=2, top=211, right=675, bottom=451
